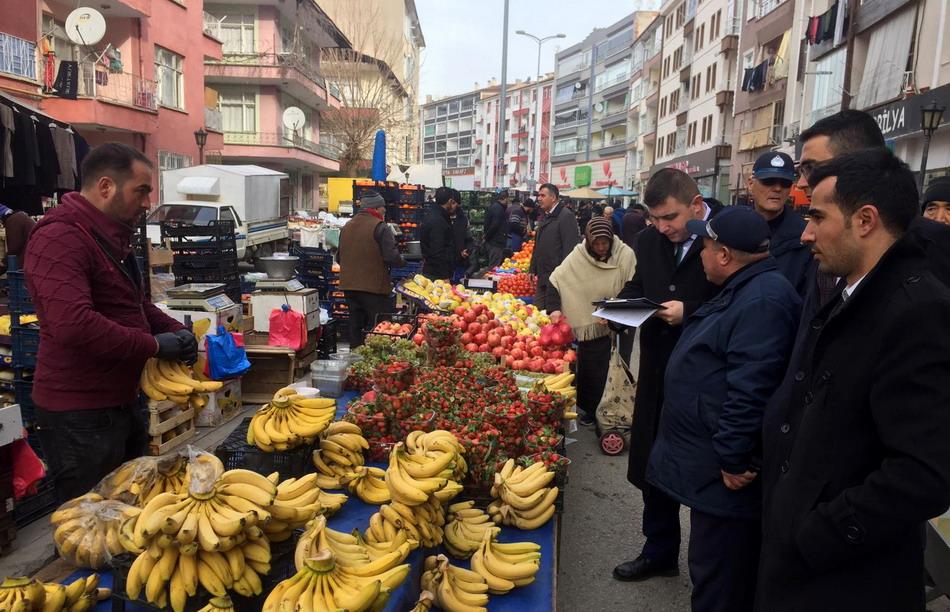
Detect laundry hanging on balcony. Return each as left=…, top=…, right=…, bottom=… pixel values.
left=52, top=61, right=79, bottom=99
left=741, top=60, right=770, bottom=92
left=806, top=1, right=845, bottom=45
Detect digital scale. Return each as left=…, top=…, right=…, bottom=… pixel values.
left=166, top=283, right=236, bottom=312
left=255, top=278, right=305, bottom=292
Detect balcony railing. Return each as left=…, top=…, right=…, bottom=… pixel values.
left=757, top=0, right=783, bottom=19
left=725, top=16, right=741, bottom=36
left=204, top=107, right=223, bottom=132
left=738, top=124, right=782, bottom=151
left=595, top=71, right=630, bottom=94
left=224, top=131, right=340, bottom=161
left=552, top=140, right=586, bottom=156
left=213, top=52, right=329, bottom=94
left=59, top=61, right=157, bottom=111
left=597, top=104, right=630, bottom=124
left=596, top=137, right=628, bottom=151
left=202, top=11, right=223, bottom=40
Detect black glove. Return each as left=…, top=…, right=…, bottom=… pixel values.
left=174, top=329, right=199, bottom=365
left=154, top=332, right=182, bottom=360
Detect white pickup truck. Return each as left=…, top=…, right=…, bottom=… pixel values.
left=147, top=164, right=290, bottom=260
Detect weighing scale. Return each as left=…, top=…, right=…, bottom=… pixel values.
left=255, top=278, right=305, bottom=292
left=166, top=283, right=236, bottom=312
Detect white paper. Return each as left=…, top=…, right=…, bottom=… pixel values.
left=592, top=307, right=658, bottom=328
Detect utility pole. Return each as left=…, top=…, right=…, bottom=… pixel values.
left=497, top=0, right=510, bottom=189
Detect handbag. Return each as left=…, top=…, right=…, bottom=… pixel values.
left=205, top=326, right=251, bottom=380
left=595, top=335, right=637, bottom=434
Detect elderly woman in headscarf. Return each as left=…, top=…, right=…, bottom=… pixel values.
left=548, top=217, right=637, bottom=427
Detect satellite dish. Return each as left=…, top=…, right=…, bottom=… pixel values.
left=65, top=8, right=107, bottom=47
left=594, top=102, right=605, bottom=112
left=282, top=107, right=306, bottom=131
left=574, top=82, right=583, bottom=90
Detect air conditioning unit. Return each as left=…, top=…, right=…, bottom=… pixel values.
left=783, top=122, right=800, bottom=142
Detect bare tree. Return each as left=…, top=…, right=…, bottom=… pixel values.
left=316, top=2, right=419, bottom=177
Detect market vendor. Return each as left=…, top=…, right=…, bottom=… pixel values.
left=0, top=203, right=35, bottom=273
left=24, top=142, right=198, bottom=503
left=420, top=186, right=459, bottom=281
left=338, top=190, right=405, bottom=348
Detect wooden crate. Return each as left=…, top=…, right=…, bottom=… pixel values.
left=195, top=379, right=243, bottom=427
left=147, top=400, right=196, bottom=455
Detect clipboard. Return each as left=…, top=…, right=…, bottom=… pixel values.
left=592, top=298, right=668, bottom=310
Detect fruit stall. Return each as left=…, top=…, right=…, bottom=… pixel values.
left=1, top=309, right=574, bottom=611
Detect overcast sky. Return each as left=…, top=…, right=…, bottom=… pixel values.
left=416, top=0, right=660, bottom=102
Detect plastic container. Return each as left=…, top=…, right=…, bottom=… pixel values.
left=312, top=372, right=346, bottom=398
left=310, top=359, right=350, bottom=375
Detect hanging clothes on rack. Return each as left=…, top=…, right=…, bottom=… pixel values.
left=0, top=103, right=14, bottom=179
left=50, top=125, right=77, bottom=191
left=34, top=121, right=60, bottom=193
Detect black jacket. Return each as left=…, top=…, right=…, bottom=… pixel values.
left=757, top=234, right=950, bottom=612
left=616, top=200, right=724, bottom=488
left=483, top=200, right=509, bottom=247
left=451, top=212, right=475, bottom=266
left=420, top=203, right=456, bottom=280
left=506, top=203, right=528, bottom=237
left=768, top=206, right=813, bottom=297
left=529, top=202, right=581, bottom=306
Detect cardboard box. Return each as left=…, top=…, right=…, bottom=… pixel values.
left=250, top=290, right=320, bottom=333
left=164, top=304, right=243, bottom=348
left=195, top=379, right=243, bottom=427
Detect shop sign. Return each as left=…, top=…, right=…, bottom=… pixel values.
left=867, top=83, right=950, bottom=139
left=653, top=147, right=718, bottom=177
left=444, top=167, right=475, bottom=176
left=553, top=157, right=626, bottom=189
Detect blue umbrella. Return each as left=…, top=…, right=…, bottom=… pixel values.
left=371, top=130, right=387, bottom=181
left=598, top=186, right=636, bottom=197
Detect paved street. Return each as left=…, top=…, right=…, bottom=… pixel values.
left=558, top=427, right=692, bottom=611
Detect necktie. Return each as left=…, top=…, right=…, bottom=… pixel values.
left=674, top=242, right=685, bottom=263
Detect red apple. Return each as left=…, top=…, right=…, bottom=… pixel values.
left=512, top=359, right=525, bottom=370
left=487, top=333, right=501, bottom=348
left=476, top=314, right=488, bottom=324
left=542, top=360, right=557, bottom=374
left=467, top=322, right=481, bottom=335
left=472, top=304, right=486, bottom=316
left=530, top=346, right=544, bottom=358
left=454, top=306, right=467, bottom=316
left=564, top=349, right=577, bottom=363
left=465, top=343, right=479, bottom=352
left=491, top=346, right=506, bottom=359
left=412, top=333, right=424, bottom=346
left=478, top=343, right=490, bottom=353
left=463, top=311, right=477, bottom=324
left=460, top=332, right=473, bottom=344
left=474, top=332, right=488, bottom=344
left=550, top=350, right=564, bottom=360
left=485, top=310, right=495, bottom=320
left=532, top=358, right=546, bottom=371
left=554, top=362, right=566, bottom=373
left=501, top=336, right=514, bottom=349
left=505, top=355, right=515, bottom=367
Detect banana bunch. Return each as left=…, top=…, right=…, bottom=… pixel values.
left=261, top=473, right=324, bottom=542
left=0, top=575, right=109, bottom=612
left=50, top=493, right=142, bottom=569
left=264, top=549, right=409, bottom=612
left=312, top=422, right=369, bottom=488
left=421, top=554, right=491, bottom=612
left=196, top=595, right=235, bottom=612
left=247, top=388, right=337, bottom=452
left=443, top=501, right=501, bottom=560
left=488, top=459, right=558, bottom=530
left=96, top=454, right=189, bottom=507
left=341, top=466, right=391, bottom=504
left=410, top=591, right=435, bottom=612
left=386, top=441, right=463, bottom=507
left=316, top=490, right=349, bottom=516
left=366, top=497, right=446, bottom=549
left=295, top=515, right=412, bottom=574
left=140, top=358, right=223, bottom=409
left=542, top=371, right=576, bottom=398
left=405, top=430, right=469, bottom=481
left=470, top=530, right=542, bottom=595
left=123, top=455, right=277, bottom=612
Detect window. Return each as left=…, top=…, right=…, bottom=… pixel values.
left=155, top=46, right=184, bottom=110
left=220, top=90, right=256, bottom=132
left=449, top=100, right=460, bottom=114
left=663, top=56, right=671, bottom=78
left=0, top=32, right=38, bottom=80
left=220, top=208, right=237, bottom=227
left=712, top=10, right=722, bottom=39
left=446, top=157, right=457, bottom=168
left=657, top=135, right=664, bottom=154
left=217, top=12, right=255, bottom=54
left=595, top=60, right=630, bottom=92
left=437, top=104, right=448, bottom=117
left=424, top=142, right=435, bottom=153
left=424, top=124, right=435, bottom=137
left=461, top=97, right=474, bottom=112
left=687, top=121, right=697, bottom=146
left=436, top=123, right=447, bottom=135
left=675, top=3, right=686, bottom=28
left=706, top=62, right=718, bottom=93
left=458, top=155, right=471, bottom=166
left=424, top=107, right=436, bottom=120
left=673, top=47, right=683, bottom=71
left=670, top=90, right=680, bottom=113
left=157, top=151, right=193, bottom=201
left=660, top=97, right=667, bottom=117
left=692, top=74, right=702, bottom=99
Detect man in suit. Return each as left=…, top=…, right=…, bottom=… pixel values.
left=612, top=168, right=723, bottom=582
left=756, top=148, right=950, bottom=611
left=530, top=183, right=581, bottom=311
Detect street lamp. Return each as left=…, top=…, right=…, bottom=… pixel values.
left=515, top=30, right=567, bottom=82
left=918, top=101, right=945, bottom=198
left=194, top=128, right=208, bottom=165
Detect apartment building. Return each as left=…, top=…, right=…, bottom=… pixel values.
left=551, top=12, right=658, bottom=192
left=626, top=16, right=664, bottom=195
left=473, top=77, right=555, bottom=191
left=420, top=90, right=479, bottom=189
left=203, top=0, right=348, bottom=209
left=653, top=0, right=739, bottom=202
left=317, top=0, right=425, bottom=167
left=0, top=0, right=225, bottom=198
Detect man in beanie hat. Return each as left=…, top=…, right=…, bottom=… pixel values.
left=922, top=176, right=950, bottom=225
left=747, top=151, right=812, bottom=296
left=338, top=190, right=405, bottom=348
left=646, top=206, right=800, bottom=611
left=549, top=216, right=637, bottom=426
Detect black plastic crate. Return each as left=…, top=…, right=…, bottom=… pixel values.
left=296, top=274, right=329, bottom=292
left=390, top=262, right=422, bottom=280
left=13, top=477, right=57, bottom=528
left=365, top=312, right=417, bottom=338
left=215, top=418, right=314, bottom=479
left=14, top=378, right=35, bottom=428
left=291, top=245, right=334, bottom=268
left=6, top=258, right=34, bottom=316
left=396, top=188, right=425, bottom=205
left=171, top=247, right=239, bottom=265
left=160, top=220, right=237, bottom=239
left=11, top=326, right=38, bottom=369
left=317, top=319, right=339, bottom=359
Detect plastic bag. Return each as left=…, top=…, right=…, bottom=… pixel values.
left=11, top=435, right=45, bottom=499
left=206, top=325, right=251, bottom=380
left=269, top=304, right=307, bottom=350
left=595, top=337, right=637, bottom=434
left=94, top=450, right=194, bottom=507
left=50, top=493, right=142, bottom=569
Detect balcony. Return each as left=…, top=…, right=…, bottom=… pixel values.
left=596, top=72, right=631, bottom=97
left=222, top=131, right=340, bottom=172
left=756, top=0, right=784, bottom=19
left=598, top=105, right=630, bottom=127
left=41, top=61, right=159, bottom=134
left=205, top=53, right=333, bottom=109
left=738, top=124, right=782, bottom=152
left=596, top=137, right=628, bottom=156
left=204, top=107, right=223, bottom=132
left=203, top=11, right=223, bottom=41
left=716, top=90, right=735, bottom=107
left=676, top=111, right=688, bottom=127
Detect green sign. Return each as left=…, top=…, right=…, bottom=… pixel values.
left=575, top=166, right=592, bottom=187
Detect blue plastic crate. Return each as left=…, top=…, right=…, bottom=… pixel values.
left=6, top=270, right=34, bottom=316
left=291, top=245, right=334, bottom=267
left=15, top=378, right=36, bottom=428
left=12, top=326, right=38, bottom=369
left=13, top=477, right=57, bottom=527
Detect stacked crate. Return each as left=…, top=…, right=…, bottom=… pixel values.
left=293, top=245, right=347, bottom=325
left=162, top=220, right=240, bottom=302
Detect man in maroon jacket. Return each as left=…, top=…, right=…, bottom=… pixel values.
left=25, top=142, right=197, bottom=502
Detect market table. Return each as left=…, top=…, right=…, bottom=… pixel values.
left=62, top=390, right=560, bottom=611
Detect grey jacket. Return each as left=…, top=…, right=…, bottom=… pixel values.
left=530, top=202, right=580, bottom=289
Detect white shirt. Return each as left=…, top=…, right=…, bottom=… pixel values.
left=842, top=274, right=868, bottom=301
left=676, top=202, right=712, bottom=262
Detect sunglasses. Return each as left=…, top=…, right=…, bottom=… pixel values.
left=795, top=161, right=817, bottom=180
left=758, top=177, right=793, bottom=188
